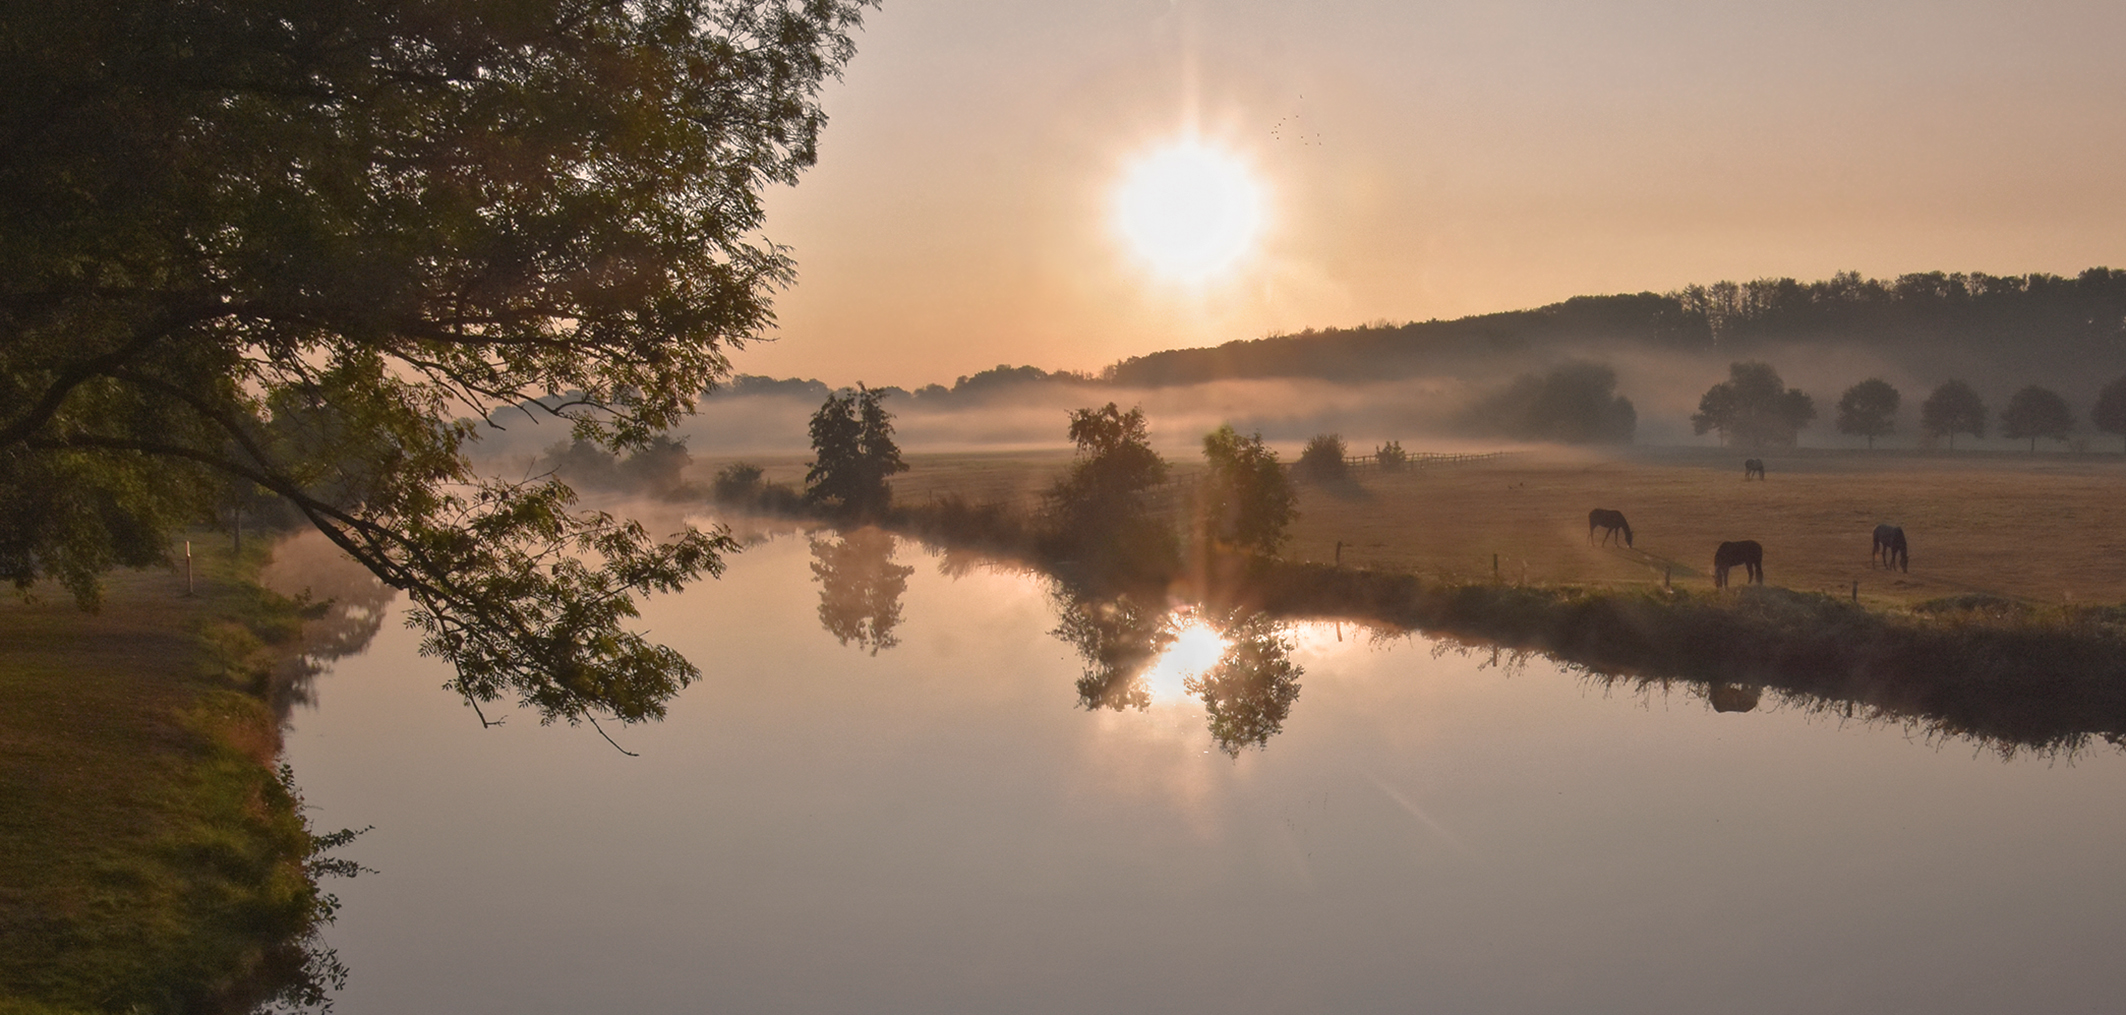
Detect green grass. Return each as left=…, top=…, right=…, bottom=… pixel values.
left=0, top=536, right=334, bottom=1014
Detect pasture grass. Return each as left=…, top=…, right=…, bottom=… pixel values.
left=0, top=538, right=332, bottom=1014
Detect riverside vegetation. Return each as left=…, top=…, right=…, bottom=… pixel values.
left=708, top=398, right=2126, bottom=758
left=0, top=536, right=368, bottom=1014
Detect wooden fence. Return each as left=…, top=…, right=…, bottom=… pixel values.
left=1340, top=451, right=1513, bottom=471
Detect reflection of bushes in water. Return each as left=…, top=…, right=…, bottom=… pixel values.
left=1249, top=562, right=2126, bottom=755
left=1186, top=612, right=1303, bottom=757
left=809, top=528, right=915, bottom=655
left=1051, top=589, right=1173, bottom=712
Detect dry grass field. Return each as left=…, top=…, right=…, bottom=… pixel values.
left=702, top=447, right=2126, bottom=609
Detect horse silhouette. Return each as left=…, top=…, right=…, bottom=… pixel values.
left=1713, top=540, right=1763, bottom=588
left=1872, top=524, right=1908, bottom=572
left=1587, top=508, right=1633, bottom=547
left=1743, top=458, right=1766, bottom=480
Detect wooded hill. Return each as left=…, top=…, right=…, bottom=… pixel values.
left=1102, top=269, right=2126, bottom=387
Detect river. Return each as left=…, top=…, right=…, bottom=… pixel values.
left=282, top=528, right=2126, bottom=1013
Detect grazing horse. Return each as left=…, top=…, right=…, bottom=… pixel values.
left=1743, top=458, right=1766, bottom=480
left=1713, top=540, right=1764, bottom=588
left=1872, top=524, right=1908, bottom=572
left=1587, top=508, right=1634, bottom=547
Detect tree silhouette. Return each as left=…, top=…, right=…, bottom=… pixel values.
left=0, top=0, right=871, bottom=729
left=1690, top=362, right=1816, bottom=448
left=1294, top=433, right=1350, bottom=484
left=806, top=385, right=906, bottom=518
left=1042, top=403, right=1175, bottom=581
left=2000, top=385, right=2075, bottom=452
left=1198, top=425, right=1297, bottom=556
left=1920, top=380, right=1987, bottom=449
left=1835, top=378, right=1901, bottom=449
left=1469, top=361, right=1637, bottom=444
left=2093, top=375, right=2126, bottom=453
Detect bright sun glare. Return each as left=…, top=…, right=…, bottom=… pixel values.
left=1143, top=618, right=1229, bottom=703
left=1113, top=139, right=1264, bottom=282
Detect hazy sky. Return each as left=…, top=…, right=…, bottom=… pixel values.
left=743, top=0, right=2126, bottom=388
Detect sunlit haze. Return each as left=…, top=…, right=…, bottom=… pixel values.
left=1114, top=139, right=1265, bottom=282
left=748, top=0, right=2126, bottom=387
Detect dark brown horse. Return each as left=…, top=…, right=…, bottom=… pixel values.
left=1713, top=540, right=1763, bottom=588
left=1743, top=458, right=1766, bottom=480
left=1587, top=508, right=1633, bottom=547
left=1872, top=524, right=1908, bottom=572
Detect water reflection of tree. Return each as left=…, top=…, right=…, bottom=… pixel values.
left=1051, top=590, right=1173, bottom=711
left=1187, top=613, right=1303, bottom=757
left=810, top=528, right=915, bottom=655
left=260, top=530, right=399, bottom=718
left=1048, top=583, right=1305, bottom=753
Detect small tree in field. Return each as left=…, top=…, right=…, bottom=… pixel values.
left=1375, top=441, right=1409, bottom=471
left=2093, top=375, right=2126, bottom=453
left=807, top=385, right=906, bottom=518
left=1294, top=433, right=1349, bottom=484
left=1835, top=379, right=1901, bottom=449
left=2000, top=385, right=2075, bottom=452
left=1198, top=425, right=1296, bottom=556
left=1043, top=403, right=1175, bottom=579
left=1691, top=362, right=1816, bottom=448
left=1920, top=380, right=1987, bottom=450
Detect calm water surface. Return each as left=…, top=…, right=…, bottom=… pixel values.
left=284, top=531, right=2126, bottom=1014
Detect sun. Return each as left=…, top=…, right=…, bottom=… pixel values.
left=1112, top=139, right=1264, bottom=282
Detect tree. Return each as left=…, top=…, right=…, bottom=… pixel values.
left=806, top=385, right=906, bottom=518
left=1198, top=425, right=1297, bottom=556
left=1690, top=362, right=1816, bottom=448
left=1835, top=379, right=1901, bottom=449
left=1469, top=361, right=1637, bottom=444
left=0, top=1, right=873, bottom=728
left=1042, top=404, right=1174, bottom=575
left=1294, top=433, right=1349, bottom=484
left=2092, top=374, right=2126, bottom=453
left=1920, top=380, right=1987, bottom=449
left=2000, top=385, right=2074, bottom=452
left=1375, top=441, right=1409, bottom=471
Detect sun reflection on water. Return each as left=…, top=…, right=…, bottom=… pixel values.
left=1143, top=614, right=1229, bottom=704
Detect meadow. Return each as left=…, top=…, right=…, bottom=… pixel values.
left=710, top=446, right=2126, bottom=610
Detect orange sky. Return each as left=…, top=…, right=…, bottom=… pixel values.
left=741, top=0, right=2126, bottom=389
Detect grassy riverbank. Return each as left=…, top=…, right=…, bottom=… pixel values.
left=726, top=446, right=2126, bottom=755
left=0, top=538, right=335, bottom=1014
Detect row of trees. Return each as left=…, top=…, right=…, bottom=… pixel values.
left=1691, top=363, right=2126, bottom=451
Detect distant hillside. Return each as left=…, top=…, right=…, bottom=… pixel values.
left=1101, top=269, right=2126, bottom=387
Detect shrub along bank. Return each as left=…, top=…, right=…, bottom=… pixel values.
left=0, top=537, right=348, bottom=1014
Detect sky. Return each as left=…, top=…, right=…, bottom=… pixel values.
left=740, top=0, right=2126, bottom=390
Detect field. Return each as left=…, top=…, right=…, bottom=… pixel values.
left=703, top=446, right=2126, bottom=608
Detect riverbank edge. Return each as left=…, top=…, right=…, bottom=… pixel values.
left=868, top=496, right=2126, bottom=752
left=0, top=536, right=338, bottom=1014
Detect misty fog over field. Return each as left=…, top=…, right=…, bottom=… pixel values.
left=474, top=268, right=2126, bottom=463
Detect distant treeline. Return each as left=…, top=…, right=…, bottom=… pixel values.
left=1105, top=268, right=2126, bottom=386
left=711, top=364, right=1095, bottom=404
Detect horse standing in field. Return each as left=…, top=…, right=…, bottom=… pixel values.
left=1587, top=509, right=1634, bottom=547
left=1872, top=524, right=1908, bottom=572
left=1743, top=458, right=1766, bottom=480
left=1713, top=540, right=1763, bottom=588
